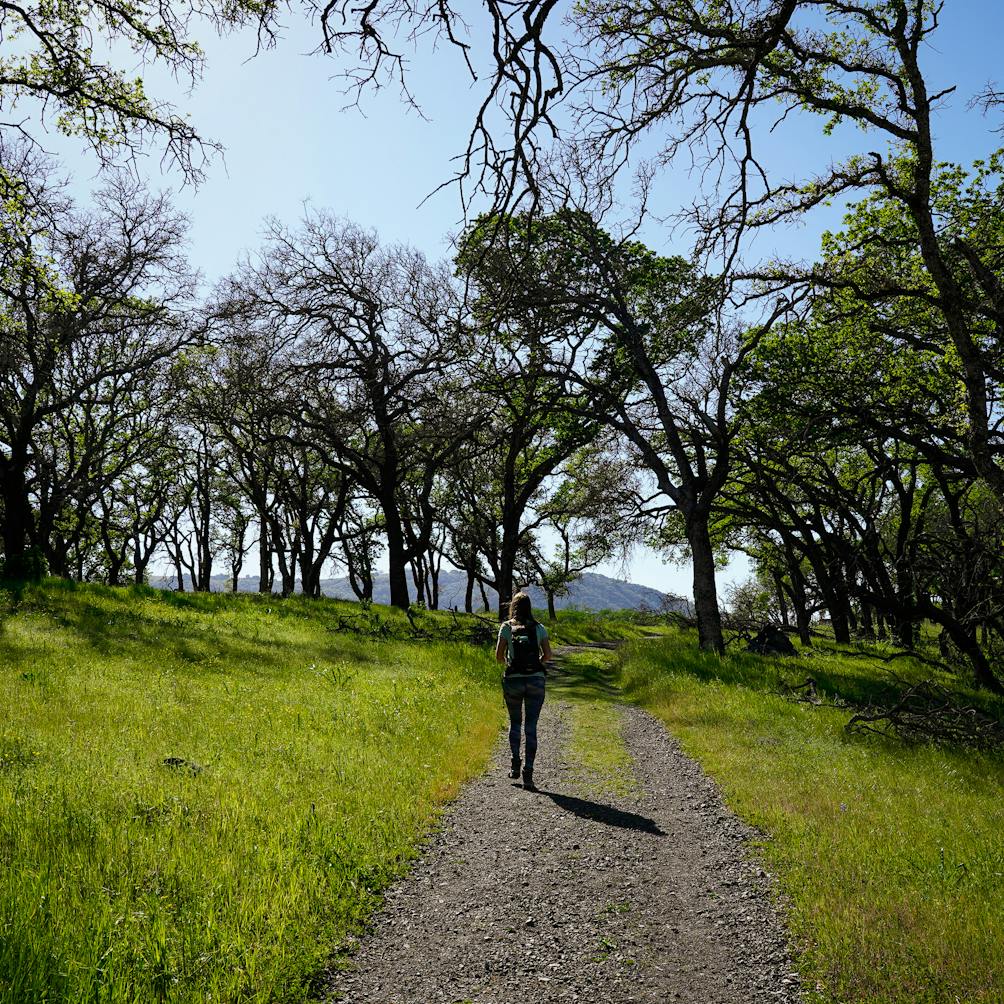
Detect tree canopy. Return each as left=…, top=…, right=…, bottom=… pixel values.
left=3, top=0, right=1004, bottom=691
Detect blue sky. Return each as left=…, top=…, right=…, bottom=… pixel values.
left=45, top=1, right=1004, bottom=596
left=65, top=0, right=1000, bottom=278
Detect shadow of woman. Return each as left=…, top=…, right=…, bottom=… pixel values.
left=534, top=789, right=665, bottom=835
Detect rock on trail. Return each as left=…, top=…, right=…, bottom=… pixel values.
left=324, top=675, right=803, bottom=1003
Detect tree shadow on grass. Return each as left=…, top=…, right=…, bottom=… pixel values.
left=535, top=788, right=665, bottom=835
left=637, top=636, right=971, bottom=715
left=547, top=654, right=623, bottom=705
left=2, top=585, right=391, bottom=681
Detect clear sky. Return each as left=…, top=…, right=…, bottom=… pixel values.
left=44, top=0, right=1004, bottom=598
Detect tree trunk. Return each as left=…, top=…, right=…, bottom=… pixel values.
left=846, top=599, right=858, bottom=635
left=687, top=514, right=724, bottom=653
left=497, top=520, right=519, bottom=621
left=258, top=515, right=272, bottom=593
left=829, top=607, right=851, bottom=645
left=772, top=571, right=790, bottom=629
left=107, top=554, right=125, bottom=587
left=808, top=553, right=850, bottom=644
left=0, top=458, right=34, bottom=579
left=949, top=625, right=1004, bottom=695
left=496, top=568, right=517, bottom=622
left=859, top=601, right=875, bottom=640
left=429, top=553, right=440, bottom=610
left=409, top=558, right=423, bottom=603
left=195, top=487, right=213, bottom=592
left=876, top=613, right=888, bottom=641
left=894, top=559, right=916, bottom=648
left=829, top=575, right=853, bottom=644
left=383, top=499, right=410, bottom=609
left=345, top=546, right=373, bottom=601
left=231, top=544, right=244, bottom=593
left=299, top=532, right=319, bottom=598
left=792, top=596, right=812, bottom=647
left=783, top=546, right=812, bottom=647
left=464, top=570, right=474, bottom=614
left=894, top=615, right=914, bottom=649
left=546, top=589, right=557, bottom=621
left=45, top=533, right=71, bottom=579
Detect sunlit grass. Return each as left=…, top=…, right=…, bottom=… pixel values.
left=12, top=582, right=989, bottom=1001
left=545, top=608, right=673, bottom=646
left=553, top=649, right=636, bottom=798
left=619, top=632, right=1004, bottom=1004
left=0, top=580, right=503, bottom=1002
left=566, top=699, right=637, bottom=798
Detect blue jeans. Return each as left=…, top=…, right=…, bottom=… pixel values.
left=502, top=675, right=545, bottom=767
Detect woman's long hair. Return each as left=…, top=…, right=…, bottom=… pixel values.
left=509, top=591, right=534, bottom=626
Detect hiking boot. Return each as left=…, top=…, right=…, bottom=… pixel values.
left=522, top=765, right=536, bottom=790
left=509, top=756, right=521, bottom=779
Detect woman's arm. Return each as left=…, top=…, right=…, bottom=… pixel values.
left=541, top=637, right=553, bottom=665
left=495, top=628, right=508, bottom=664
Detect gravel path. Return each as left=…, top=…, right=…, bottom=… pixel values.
left=324, top=657, right=804, bottom=1003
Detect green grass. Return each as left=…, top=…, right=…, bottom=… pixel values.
left=543, top=608, right=673, bottom=646
left=13, top=583, right=988, bottom=1002
left=0, top=580, right=503, bottom=1003
left=619, top=631, right=1004, bottom=1004
left=550, top=649, right=636, bottom=798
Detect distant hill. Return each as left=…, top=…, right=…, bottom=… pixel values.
left=153, top=568, right=691, bottom=614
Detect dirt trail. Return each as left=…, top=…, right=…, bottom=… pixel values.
left=324, top=646, right=804, bottom=1003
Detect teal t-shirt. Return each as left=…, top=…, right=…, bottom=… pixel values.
left=498, top=620, right=548, bottom=676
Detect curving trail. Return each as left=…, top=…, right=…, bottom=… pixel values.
left=324, top=648, right=804, bottom=1004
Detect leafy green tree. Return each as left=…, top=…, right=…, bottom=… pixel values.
left=0, top=1, right=282, bottom=179
left=111, top=427, right=189, bottom=586
left=805, top=156, right=1004, bottom=482
left=432, top=333, right=600, bottom=620
left=735, top=298, right=1004, bottom=691
left=459, top=209, right=790, bottom=651
left=559, top=2, right=1004, bottom=492
left=221, top=213, right=471, bottom=609
left=37, top=374, right=181, bottom=581
left=524, top=438, right=640, bottom=620
left=191, top=318, right=379, bottom=598
left=0, top=144, right=196, bottom=580
left=188, top=324, right=286, bottom=593
left=338, top=501, right=383, bottom=601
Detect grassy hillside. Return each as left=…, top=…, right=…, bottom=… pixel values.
left=0, top=581, right=503, bottom=1003
left=543, top=607, right=675, bottom=645
left=619, top=632, right=1004, bottom=1004
left=9, top=582, right=997, bottom=1003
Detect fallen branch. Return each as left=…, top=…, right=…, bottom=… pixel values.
left=324, top=605, right=495, bottom=645
left=447, top=608, right=496, bottom=644
left=846, top=680, right=1004, bottom=749
left=782, top=677, right=820, bottom=705
left=405, top=606, right=430, bottom=638
left=821, top=645, right=956, bottom=677
left=778, top=676, right=849, bottom=709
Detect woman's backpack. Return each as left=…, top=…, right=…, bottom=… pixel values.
left=506, top=619, right=543, bottom=676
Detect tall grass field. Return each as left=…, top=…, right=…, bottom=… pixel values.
left=6, top=582, right=1002, bottom=1003
left=0, top=581, right=502, bottom=1002
left=619, top=633, right=1004, bottom=1004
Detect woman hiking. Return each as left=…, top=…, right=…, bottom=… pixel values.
left=495, top=591, right=553, bottom=790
